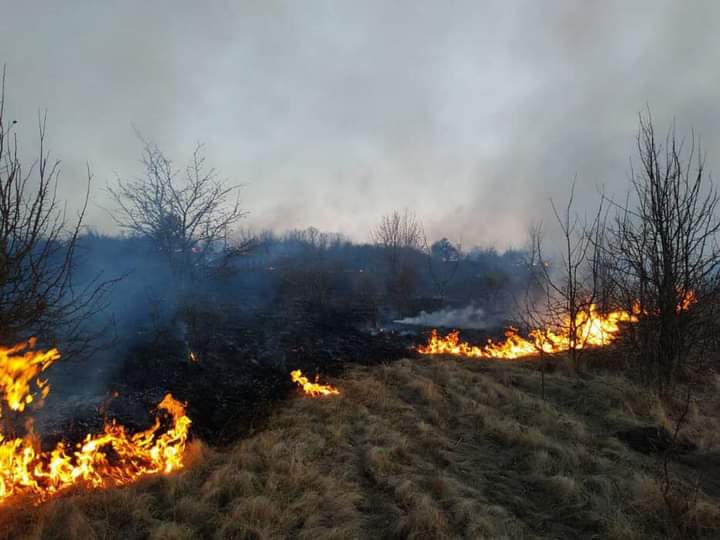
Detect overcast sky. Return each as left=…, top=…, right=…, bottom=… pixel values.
left=2, top=1, right=719, bottom=249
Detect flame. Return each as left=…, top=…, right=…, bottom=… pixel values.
left=419, top=291, right=697, bottom=360
left=677, top=289, right=697, bottom=312
left=0, top=338, right=60, bottom=414
left=419, top=304, right=638, bottom=360
left=0, top=340, right=191, bottom=504
left=290, top=370, right=339, bottom=397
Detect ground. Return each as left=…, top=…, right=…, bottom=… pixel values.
left=2, top=355, right=719, bottom=539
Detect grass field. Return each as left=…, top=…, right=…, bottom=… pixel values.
left=2, top=355, right=719, bottom=539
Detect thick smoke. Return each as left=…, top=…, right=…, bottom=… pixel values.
left=2, top=1, right=720, bottom=248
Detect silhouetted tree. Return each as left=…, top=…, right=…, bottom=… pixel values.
left=0, top=67, right=110, bottom=347
left=605, top=112, right=720, bottom=396
left=109, top=139, right=249, bottom=279
left=371, top=209, right=423, bottom=311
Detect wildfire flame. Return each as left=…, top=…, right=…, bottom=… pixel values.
left=0, top=340, right=191, bottom=504
left=418, top=304, right=638, bottom=360
left=419, top=291, right=697, bottom=360
left=290, top=369, right=339, bottom=397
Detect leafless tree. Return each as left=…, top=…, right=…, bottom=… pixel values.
left=523, top=181, right=606, bottom=370
left=371, top=209, right=423, bottom=264
left=0, top=67, right=111, bottom=348
left=371, top=209, right=424, bottom=310
left=108, top=138, right=249, bottom=279
left=604, top=111, right=720, bottom=397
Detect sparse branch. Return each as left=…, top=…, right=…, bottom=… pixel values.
left=604, top=110, right=720, bottom=396
left=108, top=139, right=248, bottom=278
left=0, top=66, right=112, bottom=348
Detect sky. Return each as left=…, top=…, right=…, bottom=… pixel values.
left=2, top=1, right=719, bottom=249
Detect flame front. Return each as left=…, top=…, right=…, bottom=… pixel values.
left=418, top=304, right=639, bottom=360
left=0, top=340, right=191, bottom=504
left=290, top=369, right=339, bottom=397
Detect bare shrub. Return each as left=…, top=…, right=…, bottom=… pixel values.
left=604, top=111, right=720, bottom=397
left=520, top=181, right=606, bottom=370
left=0, top=67, right=111, bottom=348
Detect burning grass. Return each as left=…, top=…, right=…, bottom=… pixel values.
left=418, top=304, right=639, bottom=359
left=0, top=340, right=191, bottom=504
left=290, top=369, right=340, bottom=397
left=417, top=291, right=697, bottom=361
left=2, top=355, right=718, bottom=539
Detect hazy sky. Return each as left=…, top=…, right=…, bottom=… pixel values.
left=2, top=1, right=719, bottom=248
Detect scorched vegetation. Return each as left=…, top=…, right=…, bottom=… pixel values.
left=1, top=357, right=719, bottom=539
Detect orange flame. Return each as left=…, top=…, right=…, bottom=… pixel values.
left=677, top=289, right=697, bottom=313
left=290, top=370, right=339, bottom=397
left=418, top=304, right=638, bottom=360
left=0, top=340, right=191, bottom=504
left=419, top=291, right=697, bottom=360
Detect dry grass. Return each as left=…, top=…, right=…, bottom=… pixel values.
left=2, top=356, right=719, bottom=539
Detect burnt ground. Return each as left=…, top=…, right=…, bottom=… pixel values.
left=36, top=304, right=445, bottom=448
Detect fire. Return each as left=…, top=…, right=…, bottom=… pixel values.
left=419, top=290, right=698, bottom=360
left=0, top=338, right=60, bottom=414
left=419, top=304, right=638, bottom=360
left=0, top=340, right=191, bottom=504
left=677, top=289, right=697, bottom=312
left=290, top=369, right=339, bottom=397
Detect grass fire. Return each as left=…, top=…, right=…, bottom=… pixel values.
left=0, top=340, right=190, bottom=504
left=2, top=4, right=720, bottom=538
left=418, top=292, right=696, bottom=360
left=418, top=304, right=640, bottom=359
left=290, top=369, right=340, bottom=397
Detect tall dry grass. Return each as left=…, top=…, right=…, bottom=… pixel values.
left=1, top=356, right=718, bottom=539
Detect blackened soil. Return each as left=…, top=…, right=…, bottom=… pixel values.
left=99, top=307, right=418, bottom=446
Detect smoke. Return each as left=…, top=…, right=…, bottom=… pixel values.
left=395, top=304, right=489, bottom=329
left=2, top=1, right=720, bottom=248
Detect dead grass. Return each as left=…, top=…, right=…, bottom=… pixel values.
left=1, top=356, right=719, bottom=539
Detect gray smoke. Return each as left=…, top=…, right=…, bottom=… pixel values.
left=395, top=304, right=489, bottom=329
left=2, top=1, right=720, bottom=248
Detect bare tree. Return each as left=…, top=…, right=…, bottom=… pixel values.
left=371, top=209, right=424, bottom=311
left=605, top=111, right=720, bottom=396
left=371, top=209, right=423, bottom=266
left=0, top=67, right=111, bottom=348
left=108, top=139, right=249, bottom=279
left=519, top=182, right=606, bottom=370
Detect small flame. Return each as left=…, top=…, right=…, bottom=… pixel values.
left=677, top=289, right=697, bottom=312
left=189, top=351, right=198, bottom=363
left=0, top=340, right=191, bottom=504
left=290, top=370, right=339, bottom=397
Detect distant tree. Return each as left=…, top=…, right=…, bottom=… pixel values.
left=109, top=139, right=249, bottom=279
left=427, top=237, right=461, bottom=302
left=371, top=209, right=423, bottom=266
left=0, top=67, right=110, bottom=347
left=371, top=209, right=424, bottom=311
